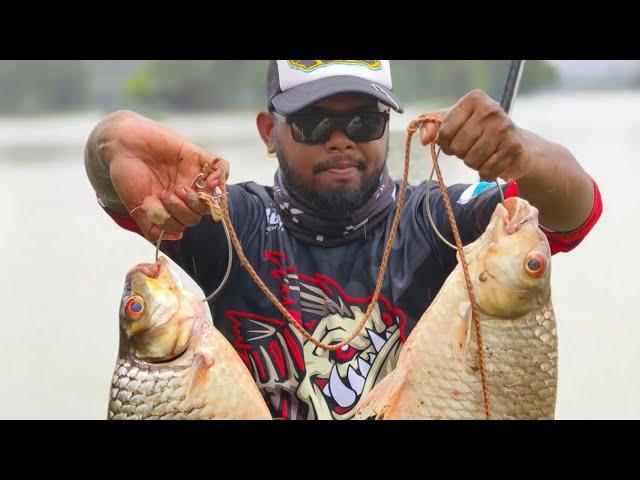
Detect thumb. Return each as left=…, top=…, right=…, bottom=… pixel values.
left=418, top=108, right=450, bottom=146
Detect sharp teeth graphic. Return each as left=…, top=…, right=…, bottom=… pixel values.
left=368, top=352, right=377, bottom=364
left=329, top=365, right=356, bottom=408
left=367, top=328, right=386, bottom=352
left=385, top=331, right=392, bottom=339
left=347, top=366, right=365, bottom=395
left=358, top=358, right=370, bottom=377
left=322, top=383, right=331, bottom=397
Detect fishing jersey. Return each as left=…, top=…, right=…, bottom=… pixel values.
left=102, top=178, right=602, bottom=420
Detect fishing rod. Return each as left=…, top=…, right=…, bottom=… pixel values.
left=500, top=60, right=526, bottom=115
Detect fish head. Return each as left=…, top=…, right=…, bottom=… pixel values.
left=119, top=256, right=203, bottom=362
left=464, top=197, right=551, bottom=318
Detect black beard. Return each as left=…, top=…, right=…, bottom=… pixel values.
left=275, top=143, right=388, bottom=219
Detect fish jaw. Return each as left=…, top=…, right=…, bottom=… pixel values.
left=119, top=257, right=205, bottom=362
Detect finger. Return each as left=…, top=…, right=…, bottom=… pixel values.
left=420, top=122, right=440, bottom=146
left=160, top=190, right=202, bottom=227
left=418, top=109, right=449, bottom=146
left=477, top=149, right=512, bottom=182
left=437, top=102, right=474, bottom=155
left=221, top=159, right=230, bottom=180
left=447, top=117, right=484, bottom=160
left=175, top=149, right=219, bottom=189
left=161, top=216, right=187, bottom=234
left=205, top=171, right=226, bottom=190
left=129, top=205, right=183, bottom=243
left=208, top=158, right=229, bottom=181
left=175, top=185, right=210, bottom=215
left=139, top=195, right=186, bottom=234
left=141, top=196, right=171, bottom=225
left=463, top=129, right=501, bottom=171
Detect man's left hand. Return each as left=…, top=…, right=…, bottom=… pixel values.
left=419, top=89, right=531, bottom=182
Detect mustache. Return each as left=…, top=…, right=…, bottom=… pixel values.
left=313, top=156, right=366, bottom=174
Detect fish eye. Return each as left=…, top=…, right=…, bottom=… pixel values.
left=524, top=252, right=546, bottom=278
left=124, top=295, right=145, bottom=320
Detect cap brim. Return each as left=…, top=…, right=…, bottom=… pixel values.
left=271, top=75, right=404, bottom=115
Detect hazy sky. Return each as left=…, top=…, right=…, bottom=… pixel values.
left=549, top=60, right=639, bottom=79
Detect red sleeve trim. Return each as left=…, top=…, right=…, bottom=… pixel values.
left=96, top=194, right=144, bottom=236
left=503, top=178, right=602, bottom=255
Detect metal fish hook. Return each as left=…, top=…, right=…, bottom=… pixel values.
left=193, top=172, right=207, bottom=190
left=423, top=147, right=504, bottom=251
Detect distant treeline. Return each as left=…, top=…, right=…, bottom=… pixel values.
left=0, top=61, right=90, bottom=114
left=122, top=60, right=558, bottom=110
left=0, top=60, right=558, bottom=114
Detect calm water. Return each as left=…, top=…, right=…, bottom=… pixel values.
left=0, top=91, right=636, bottom=419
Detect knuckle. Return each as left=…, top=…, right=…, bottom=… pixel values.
left=463, top=156, right=476, bottom=168
left=506, top=140, right=523, bottom=156
left=496, top=121, right=510, bottom=136
left=480, top=102, right=502, bottom=119
left=448, top=141, right=461, bottom=156
left=437, top=127, right=452, bottom=144
left=469, top=141, right=488, bottom=162
left=466, top=89, right=487, bottom=103
left=440, top=143, right=453, bottom=155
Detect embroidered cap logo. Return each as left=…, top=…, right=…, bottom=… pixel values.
left=287, top=60, right=382, bottom=73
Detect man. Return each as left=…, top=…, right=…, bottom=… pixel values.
left=85, top=60, right=602, bottom=420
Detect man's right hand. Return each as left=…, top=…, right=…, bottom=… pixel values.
left=86, top=110, right=229, bottom=242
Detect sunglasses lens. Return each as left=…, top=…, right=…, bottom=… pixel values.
left=345, top=113, right=387, bottom=142
left=290, top=116, right=334, bottom=144
left=288, top=112, right=388, bottom=144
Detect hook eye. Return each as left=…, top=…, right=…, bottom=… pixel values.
left=193, top=173, right=207, bottom=190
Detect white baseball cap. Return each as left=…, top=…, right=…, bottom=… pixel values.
left=267, top=60, right=404, bottom=114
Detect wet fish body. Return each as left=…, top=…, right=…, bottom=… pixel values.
left=108, top=257, right=272, bottom=420
left=354, top=197, right=557, bottom=420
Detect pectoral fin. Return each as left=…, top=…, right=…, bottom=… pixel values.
left=451, top=301, right=472, bottom=362
left=186, top=348, right=215, bottom=403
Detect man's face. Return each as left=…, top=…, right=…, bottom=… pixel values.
left=272, top=93, right=390, bottom=215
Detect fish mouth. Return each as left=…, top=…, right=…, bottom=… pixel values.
left=311, top=325, right=399, bottom=416
left=127, top=257, right=181, bottom=293
left=499, top=197, right=540, bottom=236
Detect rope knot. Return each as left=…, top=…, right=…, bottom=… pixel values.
left=202, top=155, right=221, bottom=176
left=407, top=114, right=443, bottom=137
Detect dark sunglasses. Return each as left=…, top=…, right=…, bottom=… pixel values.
left=272, top=110, right=390, bottom=144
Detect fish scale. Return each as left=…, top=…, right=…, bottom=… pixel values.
left=109, top=359, right=188, bottom=419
